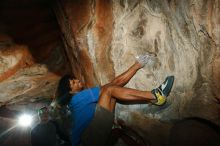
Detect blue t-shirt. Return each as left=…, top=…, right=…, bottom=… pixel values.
left=69, top=87, right=100, bottom=146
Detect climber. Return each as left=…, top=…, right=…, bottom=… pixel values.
left=55, top=53, right=175, bottom=146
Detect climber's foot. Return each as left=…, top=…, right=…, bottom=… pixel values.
left=151, top=76, right=174, bottom=105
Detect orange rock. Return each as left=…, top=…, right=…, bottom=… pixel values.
left=0, top=44, right=35, bottom=82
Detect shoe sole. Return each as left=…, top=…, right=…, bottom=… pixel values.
left=160, top=76, right=174, bottom=97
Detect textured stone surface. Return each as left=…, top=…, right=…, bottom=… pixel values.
left=0, top=1, right=70, bottom=144
left=111, top=0, right=220, bottom=123
left=0, top=40, right=67, bottom=106
left=55, top=0, right=115, bottom=87
left=0, top=0, right=70, bottom=106
left=57, top=0, right=220, bottom=142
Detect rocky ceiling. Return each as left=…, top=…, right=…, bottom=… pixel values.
left=0, top=0, right=71, bottom=145
left=0, top=0, right=70, bottom=108
left=0, top=0, right=220, bottom=145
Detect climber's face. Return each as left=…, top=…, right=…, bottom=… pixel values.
left=69, top=79, right=84, bottom=93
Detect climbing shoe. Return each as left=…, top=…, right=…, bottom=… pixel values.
left=151, top=76, right=174, bottom=105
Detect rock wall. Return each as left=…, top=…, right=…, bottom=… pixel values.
left=111, top=0, right=220, bottom=124
left=0, top=0, right=70, bottom=106
left=0, top=35, right=67, bottom=107
left=55, top=0, right=115, bottom=87
left=0, top=1, right=70, bottom=145
left=55, top=0, right=220, bottom=144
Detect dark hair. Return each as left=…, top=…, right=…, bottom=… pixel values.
left=57, top=75, right=73, bottom=95
left=55, top=75, right=74, bottom=106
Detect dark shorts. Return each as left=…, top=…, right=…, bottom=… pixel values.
left=81, top=104, right=114, bottom=146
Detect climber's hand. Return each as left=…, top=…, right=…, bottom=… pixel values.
left=136, top=53, right=156, bottom=68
